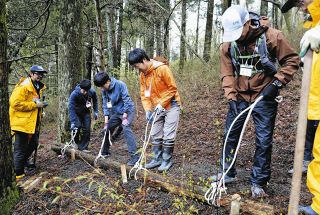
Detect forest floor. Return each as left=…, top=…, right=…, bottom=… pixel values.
left=12, top=74, right=313, bottom=215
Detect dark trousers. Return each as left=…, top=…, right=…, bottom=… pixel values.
left=304, top=120, right=319, bottom=161
left=221, top=99, right=278, bottom=186
left=102, top=111, right=137, bottom=156
left=13, top=131, right=39, bottom=175
left=74, top=112, right=91, bottom=150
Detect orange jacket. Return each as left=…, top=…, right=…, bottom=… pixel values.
left=139, top=60, right=181, bottom=111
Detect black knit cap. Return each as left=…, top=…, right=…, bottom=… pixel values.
left=281, top=0, right=298, bottom=13
left=79, top=79, right=91, bottom=91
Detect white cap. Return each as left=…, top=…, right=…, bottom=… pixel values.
left=221, top=5, right=250, bottom=42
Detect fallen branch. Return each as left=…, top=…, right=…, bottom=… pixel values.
left=51, top=145, right=274, bottom=214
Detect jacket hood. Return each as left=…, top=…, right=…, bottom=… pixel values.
left=303, top=0, right=320, bottom=28
left=18, top=77, right=46, bottom=92
left=109, top=78, right=116, bottom=90
left=238, top=24, right=268, bottom=45
left=143, top=60, right=165, bottom=76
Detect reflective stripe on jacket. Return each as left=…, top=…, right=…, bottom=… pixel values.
left=139, top=60, right=181, bottom=111
left=9, top=77, right=46, bottom=134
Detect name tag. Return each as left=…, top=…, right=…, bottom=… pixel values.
left=107, top=101, right=112, bottom=108
left=144, top=89, right=151, bottom=98
left=240, top=65, right=253, bottom=77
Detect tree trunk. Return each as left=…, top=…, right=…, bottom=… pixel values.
left=0, top=1, right=19, bottom=213
left=203, top=0, right=214, bottom=62
left=179, top=0, right=187, bottom=71
left=260, top=0, right=268, bottom=16
left=58, top=0, right=84, bottom=144
left=195, top=0, right=201, bottom=57
left=115, top=0, right=124, bottom=69
left=145, top=24, right=155, bottom=58
left=273, top=5, right=278, bottom=29
left=106, top=6, right=117, bottom=72
left=155, top=20, right=163, bottom=56
left=84, top=7, right=95, bottom=80
left=163, top=0, right=171, bottom=59
left=94, top=0, right=106, bottom=71
left=222, top=0, right=232, bottom=13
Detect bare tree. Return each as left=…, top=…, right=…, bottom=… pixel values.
left=58, top=0, right=84, bottom=143
left=203, top=0, right=215, bottom=62
left=94, top=0, right=106, bottom=71
left=0, top=0, right=19, bottom=213
left=179, top=0, right=187, bottom=71
left=260, top=0, right=268, bottom=16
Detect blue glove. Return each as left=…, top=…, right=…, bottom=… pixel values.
left=146, top=111, right=154, bottom=123
left=94, top=112, right=98, bottom=120
left=262, top=80, right=282, bottom=101
left=70, top=123, right=78, bottom=131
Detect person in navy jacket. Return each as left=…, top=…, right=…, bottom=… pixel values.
left=69, top=79, right=98, bottom=152
left=94, top=72, right=139, bottom=166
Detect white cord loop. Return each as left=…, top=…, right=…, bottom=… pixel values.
left=94, top=130, right=112, bottom=166
left=60, top=129, right=78, bottom=157
left=129, top=112, right=158, bottom=180
left=205, top=96, right=264, bottom=206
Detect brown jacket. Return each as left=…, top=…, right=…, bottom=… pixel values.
left=220, top=24, right=300, bottom=102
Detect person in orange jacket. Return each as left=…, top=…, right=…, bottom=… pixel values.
left=282, top=0, right=320, bottom=214
left=128, top=48, right=182, bottom=172
left=9, top=65, right=48, bottom=179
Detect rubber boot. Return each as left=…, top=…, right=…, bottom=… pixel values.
left=145, top=144, right=162, bottom=169
left=251, top=183, right=268, bottom=198
left=158, top=145, right=174, bottom=172
left=299, top=205, right=318, bottom=215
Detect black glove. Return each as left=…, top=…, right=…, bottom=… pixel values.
left=262, top=79, right=283, bottom=101
left=228, top=100, right=238, bottom=116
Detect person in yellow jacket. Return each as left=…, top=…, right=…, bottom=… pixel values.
left=128, top=48, right=181, bottom=172
left=282, top=0, right=320, bottom=214
left=9, top=65, right=48, bottom=179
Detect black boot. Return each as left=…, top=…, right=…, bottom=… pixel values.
left=158, top=145, right=174, bottom=172
left=145, top=142, right=162, bottom=169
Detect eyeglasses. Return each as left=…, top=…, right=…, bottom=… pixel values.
left=33, top=72, right=45, bottom=77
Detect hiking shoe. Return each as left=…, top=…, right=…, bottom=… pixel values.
left=288, top=160, right=310, bottom=175
left=251, top=184, right=268, bottom=198
left=209, top=173, right=237, bottom=184
left=127, top=154, right=140, bottom=166
left=299, top=205, right=318, bottom=215
left=16, top=174, right=25, bottom=180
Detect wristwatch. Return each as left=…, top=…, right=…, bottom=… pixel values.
left=272, top=79, right=283, bottom=88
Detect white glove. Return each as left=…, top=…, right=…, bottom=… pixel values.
left=300, top=26, right=320, bottom=57
left=154, top=103, right=164, bottom=114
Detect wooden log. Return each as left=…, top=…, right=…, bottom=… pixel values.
left=51, top=145, right=274, bottom=214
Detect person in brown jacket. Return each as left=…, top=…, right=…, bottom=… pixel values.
left=211, top=5, right=300, bottom=198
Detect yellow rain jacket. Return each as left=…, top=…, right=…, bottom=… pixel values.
left=9, top=77, right=46, bottom=134
left=139, top=60, right=181, bottom=111
left=305, top=0, right=320, bottom=213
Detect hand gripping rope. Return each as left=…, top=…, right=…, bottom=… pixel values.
left=129, top=111, right=159, bottom=180
left=60, top=128, right=78, bottom=157
left=205, top=95, right=283, bottom=206
left=94, top=130, right=113, bottom=166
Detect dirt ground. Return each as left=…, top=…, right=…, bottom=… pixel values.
left=12, top=74, right=313, bottom=215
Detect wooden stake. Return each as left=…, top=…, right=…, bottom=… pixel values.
left=230, top=194, right=241, bottom=215
left=288, top=50, right=313, bottom=215
left=70, top=149, right=76, bottom=161
left=121, top=164, right=128, bottom=184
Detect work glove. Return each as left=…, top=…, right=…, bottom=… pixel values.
left=102, top=123, right=108, bottom=133
left=94, top=112, right=99, bottom=120
left=122, top=113, right=129, bottom=126
left=145, top=111, right=154, bottom=123
left=70, top=123, right=78, bottom=131
left=262, top=79, right=282, bottom=101
left=228, top=100, right=238, bottom=117
left=34, top=98, right=48, bottom=108
left=300, top=26, right=320, bottom=57
left=154, top=103, right=164, bottom=114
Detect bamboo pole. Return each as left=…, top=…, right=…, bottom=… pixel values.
left=288, top=50, right=313, bottom=214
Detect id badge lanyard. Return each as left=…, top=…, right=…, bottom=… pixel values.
left=106, top=92, right=112, bottom=109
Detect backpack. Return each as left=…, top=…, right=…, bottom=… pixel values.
left=230, top=12, right=278, bottom=77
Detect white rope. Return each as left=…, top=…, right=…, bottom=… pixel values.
left=94, top=130, right=111, bottom=166
left=60, top=129, right=78, bottom=157
left=129, top=111, right=159, bottom=180
left=205, top=96, right=264, bottom=206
